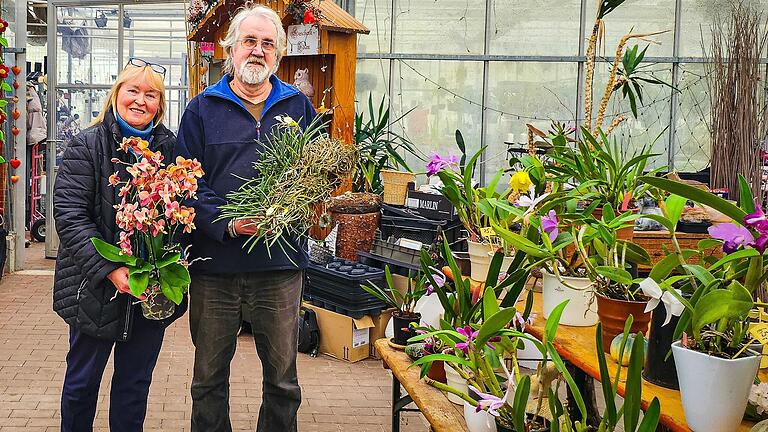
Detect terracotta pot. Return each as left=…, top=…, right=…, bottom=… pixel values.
left=427, top=359, right=447, bottom=383
left=331, top=211, right=380, bottom=261
left=595, top=294, right=651, bottom=354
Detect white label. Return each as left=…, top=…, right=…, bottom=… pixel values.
left=406, top=198, right=420, bottom=209
left=287, top=24, right=319, bottom=56
left=352, top=327, right=369, bottom=348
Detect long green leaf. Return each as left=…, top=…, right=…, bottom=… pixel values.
left=624, top=332, right=645, bottom=432
left=636, top=398, right=661, bottom=432
left=513, top=375, right=531, bottom=432
left=475, top=308, right=520, bottom=350
left=596, top=323, right=617, bottom=428
left=90, top=237, right=138, bottom=266
left=649, top=250, right=697, bottom=280
left=640, top=176, right=747, bottom=224
left=483, top=282, right=502, bottom=321
left=128, top=270, right=149, bottom=297
left=547, top=343, right=587, bottom=421
left=739, top=175, right=756, bottom=214
left=545, top=300, right=569, bottom=343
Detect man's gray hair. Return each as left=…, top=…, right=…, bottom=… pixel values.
left=220, top=5, right=286, bottom=75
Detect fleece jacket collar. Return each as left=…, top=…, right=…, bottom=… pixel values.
left=202, top=74, right=299, bottom=121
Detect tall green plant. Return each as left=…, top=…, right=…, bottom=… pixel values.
left=353, top=94, right=422, bottom=193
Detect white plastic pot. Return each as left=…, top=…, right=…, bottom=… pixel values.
left=444, top=364, right=468, bottom=405
left=463, top=401, right=497, bottom=432
left=541, top=271, right=598, bottom=327
left=672, top=340, right=760, bottom=432
left=517, top=336, right=543, bottom=370
left=468, top=240, right=493, bottom=281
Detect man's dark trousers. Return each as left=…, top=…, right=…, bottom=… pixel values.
left=189, top=270, right=303, bottom=432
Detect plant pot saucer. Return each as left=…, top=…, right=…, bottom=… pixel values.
left=388, top=338, right=407, bottom=351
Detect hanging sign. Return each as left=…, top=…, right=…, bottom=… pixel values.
left=287, top=24, right=319, bottom=56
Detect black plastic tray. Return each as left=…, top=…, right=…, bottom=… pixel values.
left=357, top=251, right=420, bottom=278
left=303, top=294, right=385, bottom=319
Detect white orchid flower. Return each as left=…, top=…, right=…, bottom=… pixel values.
left=639, top=278, right=685, bottom=326
left=515, top=186, right=549, bottom=215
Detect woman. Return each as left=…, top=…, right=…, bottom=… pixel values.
left=52, top=58, right=185, bottom=432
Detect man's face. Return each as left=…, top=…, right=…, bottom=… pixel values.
left=232, top=15, right=278, bottom=86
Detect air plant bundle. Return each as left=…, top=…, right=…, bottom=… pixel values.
left=219, top=116, right=358, bottom=256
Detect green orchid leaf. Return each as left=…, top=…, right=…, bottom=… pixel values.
left=410, top=353, right=474, bottom=372
left=649, top=250, right=697, bottom=281
left=665, top=194, right=687, bottom=228
left=157, top=252, right=181, bottom=268
left=128, top=270, right=149, bottom=298
left=595, top=266, right=633, bottom=285
left=636, top=397, right=661, bottom=432
left=482, top=280, right=502, bottom=320
left=738, top=174, right=756, bottom=213
left=90, top=237, right=138, bottom=266
left=513, top=374, right=531, bottom=432
left=475, top=307, right=521, bottom=350
left=624, top=332, right=646, bottom=432
left=692, top=281, right=752, bottom=333
left=596, top=323, right=617, bottom=427
left=492, top=224, right=549, bottom=258
left=545, top=300, right=568, bottom=344
left=640, top=176, right=747, bottom=224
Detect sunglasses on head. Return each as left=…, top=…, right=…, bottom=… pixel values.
left=126, top=58, right=166, bottom=77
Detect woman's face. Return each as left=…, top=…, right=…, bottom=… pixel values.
left=115, top=75, right=161, bottom=129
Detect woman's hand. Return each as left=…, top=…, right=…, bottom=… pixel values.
left=107, top=267, right=145, bottom=300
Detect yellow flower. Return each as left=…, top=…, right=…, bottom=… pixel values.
left=509, top=171, right=532, bottom=193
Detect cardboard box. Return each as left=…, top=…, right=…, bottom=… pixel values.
left=370, top=308, right=396, bottom=359
left=304, top=303, right=375, bottom=363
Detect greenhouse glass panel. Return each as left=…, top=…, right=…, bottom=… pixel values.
left=390, top=60, right=483, bottom=170
left=484, top=62, right=579, bottom=181
left=489, top=0, right=581, bottom=56
left=57, top=6, right=120, bottom=86
left=674, top=63, right=711, bottom=172
left=393, top=0, right=486, bottom=55
left=355, top=59, right=391, bottom=112
left=584, top=0, right=675, bottom=57
left=354, top=0, right=392, bottom=54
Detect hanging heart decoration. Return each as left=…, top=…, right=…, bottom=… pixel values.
left=10, top=175, right=18, bottom=184
left=11, top=65, right=20, bottom=75
left=12, top=80, right=18, bottom=90
left=11, top=126, right=19, bottom=136
left=11, top=110, right=19, bottom=120
left=9, top=159, right=20, bottom=169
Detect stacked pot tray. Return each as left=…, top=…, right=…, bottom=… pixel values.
left=304, top=258, right=387, bottom=319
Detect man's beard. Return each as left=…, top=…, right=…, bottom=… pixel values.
left=237, top=57, right=271, bottom=85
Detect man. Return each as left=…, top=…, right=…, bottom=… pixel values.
left=174, top=5, right=316, bottom=432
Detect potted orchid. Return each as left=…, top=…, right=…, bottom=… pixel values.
left=361, top=265, right=426, bottom=346
left=639, top=174, right=766, bottom=432
left=431, top=130, right=508, bottom=281
left=90, top=137, right=203, bottom=320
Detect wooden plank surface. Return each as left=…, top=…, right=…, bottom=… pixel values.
left=523, top=292, right=760, bottom=432
left=374, top=338, right=469, bottom=432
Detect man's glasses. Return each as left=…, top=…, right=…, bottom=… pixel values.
left=239, top=38, right=276, bottom=54
left=126, top=58, right=167, bottom=77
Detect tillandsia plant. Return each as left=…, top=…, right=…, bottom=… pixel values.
left=90, top=137, right=203, bottom=308
left=361, top=266, right=427, bottom=317
left=219, top=115, right=358, bottom=258
left=638, top=174, right=768, bottom=357
left=353, top=94, right=421, bottom=194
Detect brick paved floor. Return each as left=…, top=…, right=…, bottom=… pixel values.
left=0, top=243, right=431, bottom=431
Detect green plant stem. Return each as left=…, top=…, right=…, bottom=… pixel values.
left=425, top=378, right=478, bottom=405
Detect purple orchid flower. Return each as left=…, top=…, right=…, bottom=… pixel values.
left=425, top=267, right=446, bottom=296
left=455, top=325, right=479, bottom=354
left=512, top=311, right=536, bottom=332
left=425, top=152, right=459, bottom=176
left=541, top=209, right=559, bottom=242
left=745, top=200, right=768, bottom=232
left=708, top=223, right=756, bottom=253
left=468, top=384, right=512, bottom=417
left=486, top=336, right=502, bottom=350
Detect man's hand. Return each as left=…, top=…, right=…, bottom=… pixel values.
left=107, top=267, right=145, bottom=300
left=234, top=218, right=262, bottom=236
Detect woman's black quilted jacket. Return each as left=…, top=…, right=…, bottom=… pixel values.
left=52, top=108, right=186, bottom=341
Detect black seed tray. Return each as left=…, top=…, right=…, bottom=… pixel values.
left=304, top=284, right=387, bottom=308
left=306, top=258, right=385, bottom=297
left=357, top=251, right=420, bottom=278
left=303, top=293, right=385, bottom=319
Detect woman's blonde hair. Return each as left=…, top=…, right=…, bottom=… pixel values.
left=91, top=64, right=167, bottom=127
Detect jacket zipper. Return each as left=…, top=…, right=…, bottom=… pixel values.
left=256, top=120, right=261, bottom=141
left=122, top=300, right=131, bottom=341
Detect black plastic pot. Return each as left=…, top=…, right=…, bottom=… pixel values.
left=495, top=415, right=551, bottom=432
left=392, top=311, right=421, bottom=345
left=676, top=220, right=712, bottom=234
left=643, top=304, right=682, bottom=389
